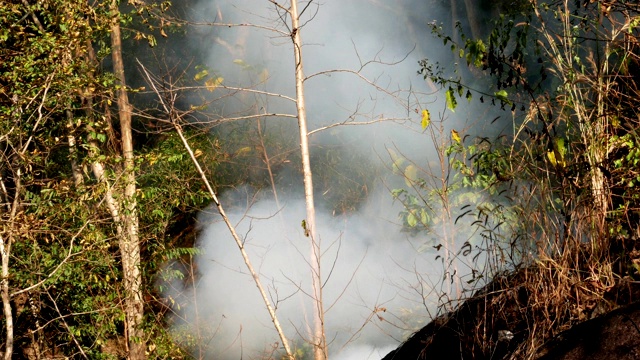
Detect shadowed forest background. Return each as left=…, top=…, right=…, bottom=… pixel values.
left=1, top=0, right=639, bottom=359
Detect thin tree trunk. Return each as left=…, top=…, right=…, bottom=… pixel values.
left=462, top=0, right=482, bottom=40
left=1, top=231, right=13, bottom=360
left=289, top=1, right=327, bottom=359
left=173, top=122, right=295, bottom=360
left=451, top=0, right=459, bottom=41
left=256, top=118, right=281, bottom=208
left=1, top=168, right=21, bottom=360
left=139, top=62, right=295, bottom=360
left=590, top=19, right=610, bottom=235
left=110, top=1, right=145, bottom=358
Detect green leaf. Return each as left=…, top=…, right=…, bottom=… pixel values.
left=445, top=88, right=457, bottom=112
left=420, top=208, right=429, bottom=225
left=555, top=138, right=566, bottom=158
left=407, top=212, right=418, bottom=227
left=494, top=89, right=508, bottom=99
left=494, top=89, right=510, bottom=104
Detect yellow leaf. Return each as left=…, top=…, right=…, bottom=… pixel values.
left=190, top=104, right=205, bottom=110
left=194, top=149, right=203, bottom=158
left=451, top=129, right=461, bottom=143
left=404, top=164, right=418, bottom=187
left=546, top=150, right=557, bottom=166
left=547, top=150, right=566, bottom=167
left=388, top=149, right=405, bottom=174
left=205, top=77, right=223, bottom=92
left=421, top=109, right=431, bottom=129
left=194, top=69, right=208, bottom=81
left=235, top=146, right=252, bottom=156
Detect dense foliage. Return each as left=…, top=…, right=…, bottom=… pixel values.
left=0, top=1, right=211, bottom=358
left=393, top=0, right=640, bottom=357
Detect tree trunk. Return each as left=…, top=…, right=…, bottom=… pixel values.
left=67, top=110, right=84, bottom=187
left=1, top=168, right=21, bottom=360
left=110, top=1, right=146, bottom=358
left=289, top=2, right=327, bottom=359
left=1, top=232, right=13, bottom=360
left=462, top=0, right=482, bottom=40
left=590, top=23, right=611, bottom=235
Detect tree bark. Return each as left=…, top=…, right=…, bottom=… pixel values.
left=289, top=2, right=327, bottom=359
left=1, top=168, right=21, bottom=360
left=110, top=1, right=146, bottom=358
left=1, top=232, right=13, bottom=360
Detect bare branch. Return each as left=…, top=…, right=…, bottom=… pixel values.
left=165, top=17, right=290, bottom=37
left=306, top=68, right=408, bottom=106
left=308, top=116, right=407, bottom=136
left=267, top=0, right=291, bottom=13
left=22, top=73, right=55, bottom=155
left=169, top=85, right=297, bottom=103
left=139, top=59, right=296, bottom=360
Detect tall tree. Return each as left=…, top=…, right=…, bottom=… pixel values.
left=109, top=0, right=146, bottom=357
left=288, top=1, right=327, bottom=359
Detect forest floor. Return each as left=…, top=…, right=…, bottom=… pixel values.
left=534, top=300, right=640, bottom=360
left=381, top=249, right=640, bottom=360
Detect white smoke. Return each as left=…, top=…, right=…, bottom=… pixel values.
left=166, top=185, right=446, bottom=359
left=160, top=0, right=498, bottom=359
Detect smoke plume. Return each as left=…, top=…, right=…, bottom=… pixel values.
left=160, top=1, right=499, bottom=359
